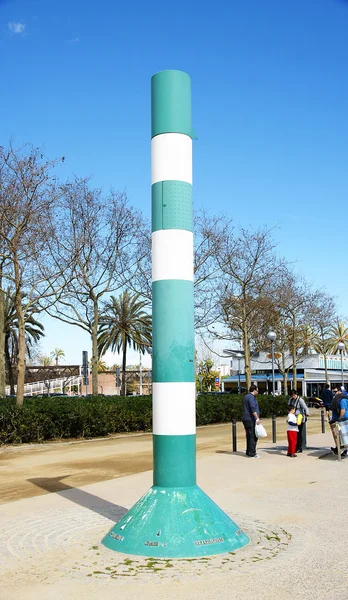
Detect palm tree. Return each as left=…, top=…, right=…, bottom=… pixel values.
left=50, top=347, right=65, bottom=365
left=89, top=357, right=108, bottom=372
left=298, top=325, right=316, bottom=355
left=3, top=288, right=45, bottom=394
left=98, top=291, right=152, bottom=395
left=40, top=355, right=53, bottom=366
left=329, top=321, right=348, bottom=354
left=312, top=332, right=332, bottom=385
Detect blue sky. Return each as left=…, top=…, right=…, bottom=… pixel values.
left=1, top=0, right=348, bottom=367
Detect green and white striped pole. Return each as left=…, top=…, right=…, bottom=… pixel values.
left=102, top=70, right=249, bottom=558
left=151, top=69, right=196, bottom=490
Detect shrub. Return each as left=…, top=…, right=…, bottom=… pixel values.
left=196, top=393, right=289, bottom=424
left=0, top=393, right=289, bottom=445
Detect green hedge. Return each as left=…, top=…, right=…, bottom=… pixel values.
left=196, top=393, right=289, bottom=425
left=0, top=393, right=289, bottom=445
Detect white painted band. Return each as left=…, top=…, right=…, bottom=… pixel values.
left=152, top=229, right=194, bottom=282
left=152, top=382, right=196, bottom=435
left=151, top=133, right=192, bottom=185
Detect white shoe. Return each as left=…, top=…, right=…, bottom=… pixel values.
left=248, top=454, right=260, bottom=459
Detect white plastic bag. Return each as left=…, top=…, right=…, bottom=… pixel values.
left=255, top=422, right=267, bottom=438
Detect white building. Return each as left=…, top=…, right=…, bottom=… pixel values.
left=216, top=364, right=231, bottom=378
left=222, top=352, right=348, bottom=397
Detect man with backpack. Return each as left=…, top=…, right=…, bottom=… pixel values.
left=329, top=387, right=348, bottom=456
left=288, top=390, right=310, bottom=453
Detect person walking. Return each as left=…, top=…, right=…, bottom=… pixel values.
left=242, top=384, right=261, bottom=459
left=288, top=389, right=310, bottom=453
left=286, top=405, right=299, bottom=457
left=321, top=384, right=333, bottom=421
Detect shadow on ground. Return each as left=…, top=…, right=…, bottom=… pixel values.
left=317, top=451, right=347, bottom=461
left=215, top=450, right=247, bottom=457
left=27, top=476, right=127, bottom=522
left=259, top=446, right=287, bottom=456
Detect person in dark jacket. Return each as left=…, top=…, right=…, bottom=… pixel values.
left=242, top=384, right=262, bottom=458
left=321, top=384, right=333, bottom=420
left=330, top=387, right=348, bottom=456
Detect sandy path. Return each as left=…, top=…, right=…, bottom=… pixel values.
left=0, top=414, right=325, bottom=504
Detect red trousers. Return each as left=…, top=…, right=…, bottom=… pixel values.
left=287, top=430, right=298, bottom=455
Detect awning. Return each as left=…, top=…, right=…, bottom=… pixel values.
left=224, top=373, right=304, bottom=382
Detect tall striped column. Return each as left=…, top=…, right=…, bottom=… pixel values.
left=151, top=70, right=196, bottom=488
left=102, top=70, right=249, bottom=558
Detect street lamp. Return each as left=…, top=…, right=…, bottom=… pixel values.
left=223, top=349, right=244, bottom=394
left=235, top=352, right=243, bottom=394
left=337, top=342, right=345, bottom=388
left=267, top=331, right=277, bottom=396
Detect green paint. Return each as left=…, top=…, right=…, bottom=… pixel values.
left=151, top=182, right=163, bottom=232
left=152, top=280, right=194, bottom=382
left=102, top=485, right=250, bottom=558
left=151, top=70, right=197, bottom=139
left=153, top=434, right=196, bottom=487
left=152, top=181, right=193, bottom=232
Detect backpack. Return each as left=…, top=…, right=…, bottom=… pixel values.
left=330, top=395, right=342, bottom=418
left=288, top=398, right=300, bottom=411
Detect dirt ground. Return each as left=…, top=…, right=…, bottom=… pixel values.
left=0, top=413, right=325, bottom=505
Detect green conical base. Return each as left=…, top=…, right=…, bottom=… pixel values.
left=101, top=485, right=249, bottom=558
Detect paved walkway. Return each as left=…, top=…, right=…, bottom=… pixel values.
left=0, top=416, right=323, bottom=504
left=0, top=431, right=347, bottom=600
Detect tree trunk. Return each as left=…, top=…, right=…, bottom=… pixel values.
left=292, top=325, right=297, bottom=390
left=15, top=296, right=26, bottom=406
left=91, top=298, right=99, bottom=396
left=121, top=338, right=127, bottom=396
left=4, top=334, right=15, bottom=395
left=242, top=323, right=251, bottom=391
left=324, top=353, right=329, bottom=385
left=13, top=252, right=25, bottom=406
left=282, top=353, right=287, bottom=395
left=0, top=286, right=5, bottom=397
left=284, top=373, right=288, bottom=395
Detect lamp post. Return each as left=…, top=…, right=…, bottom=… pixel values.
left=267, top=331, right=277, bottom=396
left=337, top=342, right=345, bottom=388
left=223, top=349, right=245, bottom=394
left=236, top=352, right=242, bottom=394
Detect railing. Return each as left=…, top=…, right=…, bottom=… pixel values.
left=5, top=376, right=83, bottom=396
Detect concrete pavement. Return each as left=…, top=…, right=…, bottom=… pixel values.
left=0, top=430, right=347, bottom=600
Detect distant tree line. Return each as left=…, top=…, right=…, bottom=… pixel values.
left=0, top=142, right=346, bottom=404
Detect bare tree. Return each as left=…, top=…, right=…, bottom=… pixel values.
left=193, top=211, right=233, bottom=333
left=0, top=143, right=63, bottom=404
left=0, top=286, right=5, bottom=396
left=130, top=209, right=231, bottom=335
left=217, top=226, right=286, bottom=389
left=270, top=273, right=337, bottom=390
left=45, top=177, right=146, bottom=395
